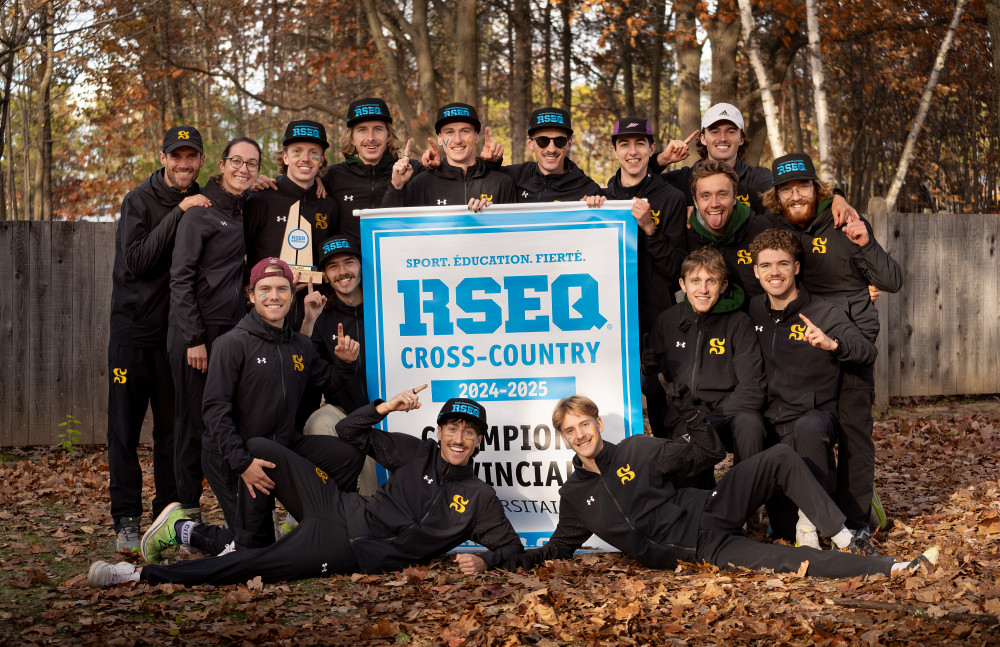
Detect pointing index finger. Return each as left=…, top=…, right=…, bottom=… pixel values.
left=411, top=383, right=429, bottom=394
left=337, top=322, right=345, bottom=340
left=798, top=313, right=815, bottom=328
left=403, top=138, right=411, bottom=159
left=307, top=275, right=314, bottom=293
left=684, top=129, right=699, bottom=145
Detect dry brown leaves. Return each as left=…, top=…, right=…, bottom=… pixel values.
left=0, top=400, right=998, bottom=645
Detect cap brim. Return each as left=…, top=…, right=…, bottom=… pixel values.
left=283, top=137, right=330, bottom=150
left=435, top=117, right=482, bottom=133
left=163, top=142, right=204, bottom=154
left=528, top=125, right=573, bottom=136
left=440, top=412, right=487, bottom=435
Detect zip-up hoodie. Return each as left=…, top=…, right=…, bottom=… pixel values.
left=781, top=199, right=902, bottom=341
left=110, top=169, right=200, bottom=347
left=645, top=285, right=765, bottom=428
left=659, top=157, right=772, bottom=214
left=202, top=309, right=355, bottom=473
left=604, top=169, right=688, bottom=335
left=335, top=403, right=524, bottom=573
left=323, top=153, right=425, bottom=247
left=748, top=287, right=876, bottom=424
left=381, top=158, right=516, bottom=208
left=169, top=179, right=248, bottom=347
left=311, top=295, right=367, bottom=413
left=494, top=158, right=600, bottom=202
left=686, top=202, right=778, bottom=299
left=510, top=424, right=726, bottom=571
left=243, top=174, right=337, bottom=267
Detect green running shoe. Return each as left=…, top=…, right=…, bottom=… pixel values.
left=870, top=483, right=887, bottom=532
left=140, top=502, right=189, bottom=564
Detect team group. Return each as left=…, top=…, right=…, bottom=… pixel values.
left=88, top=97, right=940, bottom=587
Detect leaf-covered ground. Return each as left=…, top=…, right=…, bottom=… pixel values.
left=1, top=399, right=999, bottom=646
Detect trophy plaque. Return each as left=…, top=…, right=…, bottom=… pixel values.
left=278, top=200, right=324, bottom=284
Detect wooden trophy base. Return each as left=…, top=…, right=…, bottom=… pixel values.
left=288, top=265, right=324, bottom=286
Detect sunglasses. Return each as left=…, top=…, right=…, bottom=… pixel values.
left=531, top=135, right=569, bottom=149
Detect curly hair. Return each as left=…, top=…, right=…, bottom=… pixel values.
left=760, top=180, right=835, bottom=215
left=340, top=121, right=402, bottom=158
left=689, top=160, right=739, bottom=199
left=747, top=228, right=803, bottom=262
left=681, top=246, right=728, bottom=282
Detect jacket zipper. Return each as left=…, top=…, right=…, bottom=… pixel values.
left=599, top=477, right=690, bottom=553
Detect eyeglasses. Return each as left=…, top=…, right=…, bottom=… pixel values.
left=778, top=183, right=814, bottom=199
left=531, top=135, right=569, bottom=149
left=223, top=157, right=261, bottom=172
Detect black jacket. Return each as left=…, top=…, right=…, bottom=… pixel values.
left=382, top=158, right=516, bottom=208
left=169, top=179, right=248, bottom=348
left=645, top=288, right=765, bottom=429
left=323, top=154, right=424, bottom=247
left=243, top=175, right=337, bottom=268
left=781, top=200, right=903, bottom=341
left=110, top=169, right=200, bottom=347
left=311, top=296, right=368, bottom=413
left=202, top=309, right=354, bottom=473
left=603, top=169, right=688, bottom=335
left=336, top=403, right=524, bottom=573
left=495, top=158, right=600, bottom=202
left=510, top=427, right=725, bottom=571
left=686, top=203, right=778, bottom=300
left=749, top=287, right=876, bottom=424
left=660, top=157, right=772, bottom=214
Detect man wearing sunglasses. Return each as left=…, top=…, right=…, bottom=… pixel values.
left=484, top=108, right=600, bottom=202
left=763, top=153, right=902, bottom=552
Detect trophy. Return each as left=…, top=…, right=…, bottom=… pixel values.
left=278, top=200, right=324, bottom=284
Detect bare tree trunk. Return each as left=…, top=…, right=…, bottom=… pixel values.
left=561, top=0, right=572, bottom=110
left=34, top=0, right=53, bottom=220
left=788, top=66, right=804, bottom=153
left=511, top=0, right=533, bottom=161
left=705, top=0, right=740, bottom=104
left=885, top=0, right=968, bottom=211
left=804, top=0, right=833, bottom=181
left=453, top=0, right=478, bottom=104
left=986, top=0, right=1000, bottom=144
left=674, top=0, right=702, bottom=138
left=543, top=0, right=553, bottom=107
left=648, top=0, right=666, bottom=138
left=622, top=35, right=635, bottom=115
left=736, top=0, right=785, bottom=158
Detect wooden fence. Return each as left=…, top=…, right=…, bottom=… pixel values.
left=1, top=211, right=998, bottom=446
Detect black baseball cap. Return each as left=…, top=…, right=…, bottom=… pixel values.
left=771, top=153, right=818, bottom=186
left=435, top=103, right=481, bottom=133
left=528, top=108, right=573, bottom=136
left=318, top=236, right=361, bottom=268
left=437, top=398, right=488, bottom=435
left=162, top=126, right=204, bottom=154
left=346, top=98, right=393, bottom=128
left=611, top=116, right=654, bottom=143
left=282, top=120, right=329, bottom=150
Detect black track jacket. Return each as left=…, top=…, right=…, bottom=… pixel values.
left=203, top=309, right=355, bottom=473
left=336, top=403, right=524, bottom=573
left=311, top=296, right=368, bottom=413
left=781, top=200, right=902, bottom=342
left=603, top=169, right=688, bottom=335
left=645, top=288, right=765, bottom=429
left=323, top=154, right=424, bottom=246
left=382, top=158, right=516, bottom=208
left=509, top=423, right=726, bottom=571
left=686, top=203, right=778, bottom=300
left=169, top=179, right=248, bottom=348
left=110, top=169, right=200, bottom=347
left=494, top=158, right=600, bottom=202
left=243, top=175, right=336, bottom=267
left=749, top=287, right=876, bottom=424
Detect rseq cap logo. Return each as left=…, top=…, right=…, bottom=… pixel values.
left=287, top=229, right=309, bottom=250
left=292, top=125, right=321, bottom=138
left=323, top=238, right=350, bottom=254
left=536, top=112, right=565, bottom=124
left=354, top=104, right=385, bottom=118
left=451, top=402, right=481, bottom=417
left=776, top=160, right=807, bottom=175
left=442, top=107, right=471, bottom=118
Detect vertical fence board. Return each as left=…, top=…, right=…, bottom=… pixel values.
left=7, top=223, right=30, bottom=446
left=868, top=198, right=890, bottom=415
left=883, top=212, right=903, bottom=407
left=92, top=223, right=116, bottom=444
left=27, top=222, right=53, bottom=445
left=70, top=223, right=99, bottom=444
left=50, top=222, right=77, bottom=444
left=0, top=223, right=14, bottom=446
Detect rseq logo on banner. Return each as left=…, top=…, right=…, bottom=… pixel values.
left=397, top=274, right=608, bottom=335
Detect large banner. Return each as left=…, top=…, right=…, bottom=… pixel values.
left=360, top=202, right=642, bottom=549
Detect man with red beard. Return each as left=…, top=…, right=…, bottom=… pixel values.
left=384, top=103, right=515, bottom=209
left=763, top=153, right=902, bottom=549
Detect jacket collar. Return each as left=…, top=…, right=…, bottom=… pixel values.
left=689, top=201, right=753, bottom=244
left=606, top=168, right=654, bottom=198
left=570, top=439, right=619, bottom=477
left=201, top=178, right=246, bottom=215
left=768, top=285, right=813, bottom=321
left=432, top=443, right=476, bottom=481
left=147, top=168, right=199, bottom=205
left=237, top=309, right=293, bottom=343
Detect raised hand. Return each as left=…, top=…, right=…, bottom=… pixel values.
left=657, top=129, right=699, bottom=167
left=799, top=313, right=838, bottom=351
left=302, top=276, right=326, bottom=322
left=830, top=193, right=858, bottom=228
left=480, top=126, right=503, bottom=163
left=631, top=197, right=656, bottom=235
left=333, top=322, right=360, bottom=363
left=391, top=139, right=414, bottom=189
left=842, top=215, right=869, bottom=247
left=421, top=137, right=442, bottom=169
left=379, top=384, right=428, bottom=414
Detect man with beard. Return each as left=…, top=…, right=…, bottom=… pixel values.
left=383, top=103, right=515, bottom=210
left=477, top=108, right=600, bottom=202
left=324, top=98, right=423, bottom=246
left=107, top=126, right=209, bottom=552
left=763, top=153, right=902, bottom=547
left=244, top=120, right=335, bottom=270
left=583, top=117, right=687, bottom=337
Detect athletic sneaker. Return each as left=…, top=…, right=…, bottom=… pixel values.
left=870, top=484, right=888, bottom=532
left=178, top=505, right=202, bottom=557
left=115, top=519, right=140, bottom=553
left=794, top=512, right=821, bottom=549
left=140, top=502, right=189, bottom=564
left=842, top=528, right=882, bottom=556
left=87, top=561, right=139, bottom=588
left=906, top=546, right=940, bottom=575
